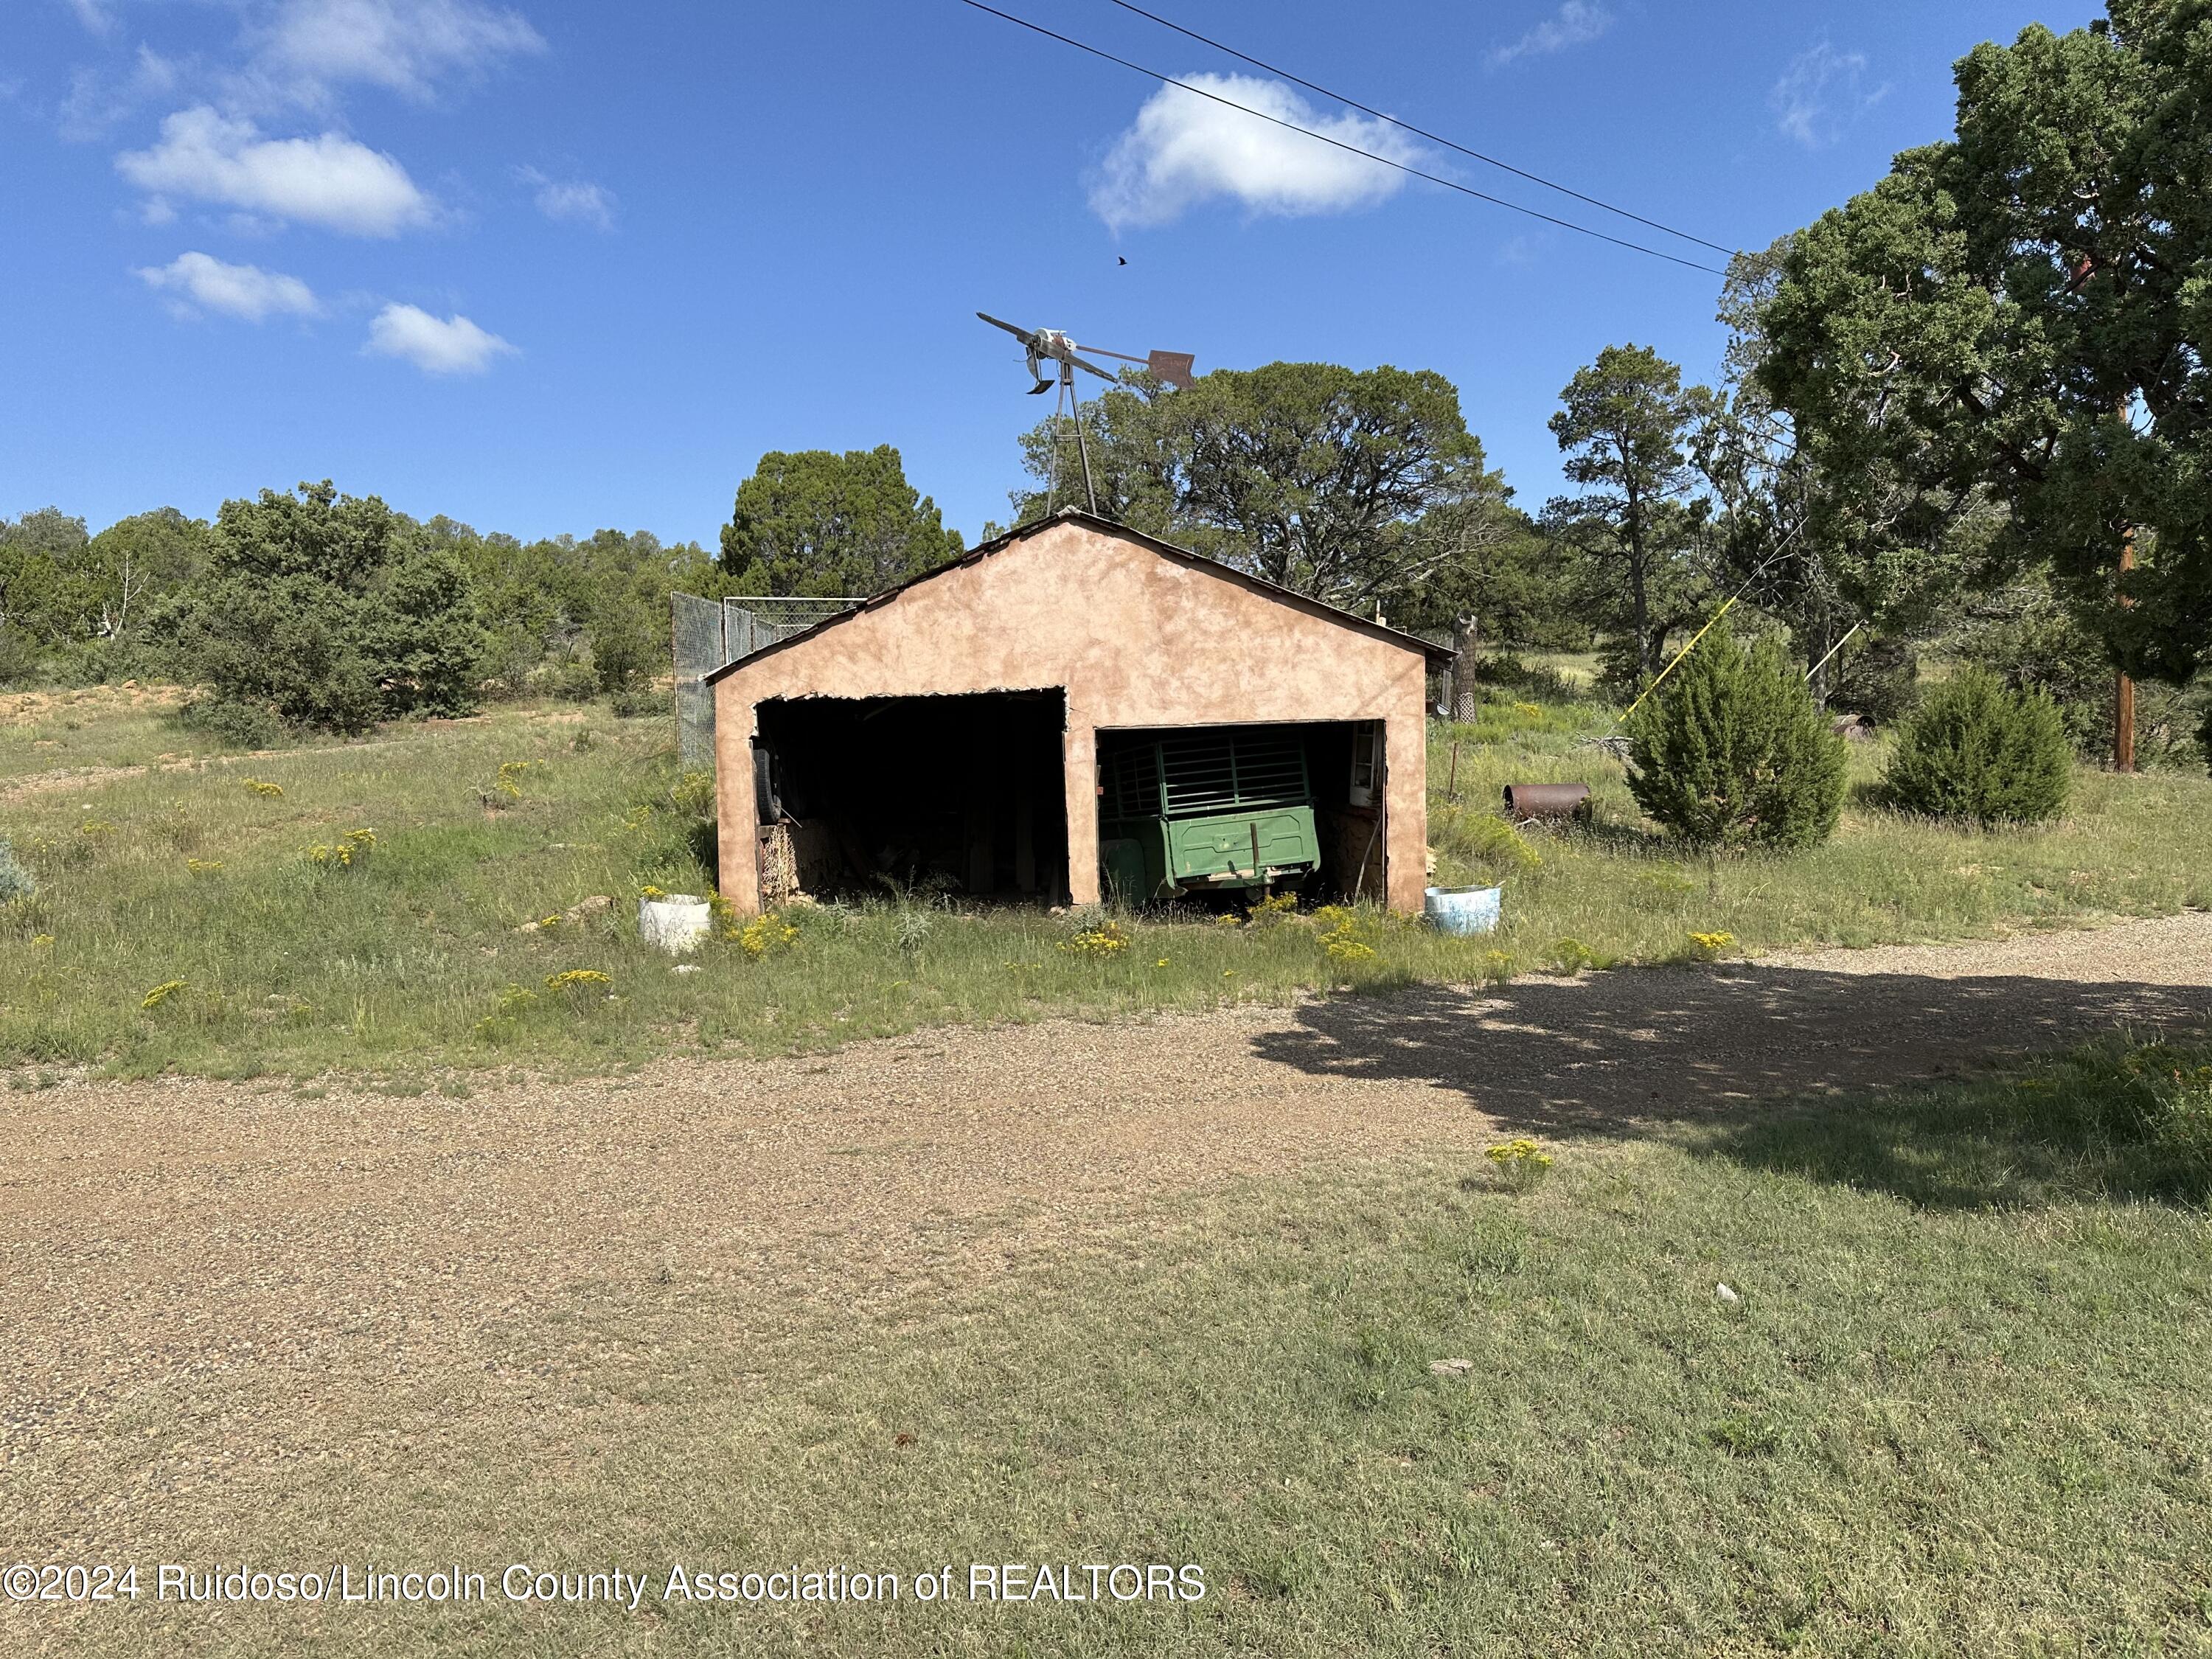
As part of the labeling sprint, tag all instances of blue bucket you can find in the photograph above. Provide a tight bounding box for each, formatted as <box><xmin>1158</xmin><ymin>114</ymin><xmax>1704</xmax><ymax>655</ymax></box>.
<box><xmin>1425</xmin><ymin>884</ymin><xmax>1503</xmax><ymax>936</ymax></box>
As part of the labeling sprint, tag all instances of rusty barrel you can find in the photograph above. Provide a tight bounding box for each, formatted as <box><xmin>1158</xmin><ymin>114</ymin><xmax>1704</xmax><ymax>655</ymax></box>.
<box><xmin>1502</xmin><ymin>782</ymin><xmax>1591</xmax><ymax>821</ymax></box>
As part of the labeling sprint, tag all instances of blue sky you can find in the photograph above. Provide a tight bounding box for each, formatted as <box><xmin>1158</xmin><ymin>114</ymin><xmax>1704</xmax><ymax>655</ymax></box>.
<box><xmin>1</xmin><ymin>0</ymin><xmax>2097</xmax><ymax>550</ymax></box>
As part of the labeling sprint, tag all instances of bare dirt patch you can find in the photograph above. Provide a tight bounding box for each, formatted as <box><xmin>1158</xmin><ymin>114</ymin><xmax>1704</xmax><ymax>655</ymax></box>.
<box><xmin>0</xmin><ymin>684</ymin><xmax>186</xmax><ymax>726</ymax></box>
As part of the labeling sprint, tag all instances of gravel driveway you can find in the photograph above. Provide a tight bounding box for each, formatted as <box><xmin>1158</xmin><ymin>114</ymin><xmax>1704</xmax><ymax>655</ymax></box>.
<box><xmin>5</xmin><ymin>911</ymin><xmax>2209</xmax><ymax>1557</ymax></box>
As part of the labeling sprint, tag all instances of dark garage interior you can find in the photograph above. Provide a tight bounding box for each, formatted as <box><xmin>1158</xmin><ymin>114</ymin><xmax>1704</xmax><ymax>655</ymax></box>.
<box><xmin>753</xmin><ymin>690</ymin><xmax>1070</xmax><ymax>902</ymax></box>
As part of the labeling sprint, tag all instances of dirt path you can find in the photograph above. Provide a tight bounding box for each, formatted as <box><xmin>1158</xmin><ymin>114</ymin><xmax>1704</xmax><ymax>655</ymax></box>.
<box><xmin>4</xmin><ymin>912</ymin><xmax>2210</xmax><ymax>1551</ymax></box>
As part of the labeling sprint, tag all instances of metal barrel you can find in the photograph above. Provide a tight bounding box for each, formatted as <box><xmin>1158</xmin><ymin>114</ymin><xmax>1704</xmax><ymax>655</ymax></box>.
<box><xmin>1502</xmin><ymin>782</ymin><xmax>1591</xmax><ymax>821</ymax></box>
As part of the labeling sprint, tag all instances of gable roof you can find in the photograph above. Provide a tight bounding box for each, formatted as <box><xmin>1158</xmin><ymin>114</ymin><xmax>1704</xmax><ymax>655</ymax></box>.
<box><xmin>703</xmin><ymin>509</ymin><xmax>1454</xmax><ymax>684</ymax></box>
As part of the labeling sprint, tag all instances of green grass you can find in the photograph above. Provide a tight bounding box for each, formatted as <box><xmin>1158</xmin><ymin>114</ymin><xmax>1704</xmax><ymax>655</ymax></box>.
<box><xmin>1428</xmin><ymin>687</ymin><xmax>2212</xmax><ymax>969</ymax></box>
<box><xmin>31</xmin><ymin>1041</ymin><xmax>2212</xmax><ymax>1656</ymax></box>
<box><xmin>3</xmin><ymin>686</ymin><xmax>2211</xmax><ymax>1079</ymax></box>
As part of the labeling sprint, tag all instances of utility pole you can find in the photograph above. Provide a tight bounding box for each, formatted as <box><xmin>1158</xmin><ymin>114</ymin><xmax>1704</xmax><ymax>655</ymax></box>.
<box><xmin>2115</xmin><ymin>523</ymin><xmax>2136</xmax><ymax>772</ymax></box>
<box><xmin>2115</xmin><ymin>389</ymin><xmax>2136</xmax><ymax>773</ymax></box>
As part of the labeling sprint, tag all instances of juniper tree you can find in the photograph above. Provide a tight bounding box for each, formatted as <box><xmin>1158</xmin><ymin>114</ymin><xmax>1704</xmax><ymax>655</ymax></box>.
<box><xmin>1882</xmin><ymin>668</ymin><xmax>2073</xmax><ymax>824</ymax></box>
<box><xmin>1626</xmin><ymin>628</ymin><xmax>1848</xmax><ymax>849</ymax></box>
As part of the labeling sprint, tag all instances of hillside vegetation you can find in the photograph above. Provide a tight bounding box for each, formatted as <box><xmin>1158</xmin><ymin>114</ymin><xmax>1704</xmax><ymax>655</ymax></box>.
<box><xmin>4</xmin><ymin>679</ymin><xmax>2210</xmax><ymax>1082</ymax></box>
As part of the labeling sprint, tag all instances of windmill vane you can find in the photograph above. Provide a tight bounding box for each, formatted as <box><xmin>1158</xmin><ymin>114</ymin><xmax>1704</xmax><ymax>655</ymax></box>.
<box><xmin>975</xmin><ymin>312</ymin><xmax>1196</xmax><ymax>514</ymax></box>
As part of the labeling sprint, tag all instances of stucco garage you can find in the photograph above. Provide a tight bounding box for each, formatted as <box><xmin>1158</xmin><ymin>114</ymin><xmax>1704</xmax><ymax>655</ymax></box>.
<box><xmin>708</xmin><ymin>511</ymin><xmax>1448</xmax><ymax>917</ymax></box>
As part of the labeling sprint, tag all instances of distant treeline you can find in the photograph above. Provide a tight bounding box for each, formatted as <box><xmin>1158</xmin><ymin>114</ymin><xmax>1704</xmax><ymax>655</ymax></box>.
<box><xmin>7</xmin><ymin>327</ymin><xmax>2207</xmax><ymax>768</ymax></box>
<box><xmin>0</xmin><ymin>444</ymin><xmax>968</xmax><ymax>744</ymax></box>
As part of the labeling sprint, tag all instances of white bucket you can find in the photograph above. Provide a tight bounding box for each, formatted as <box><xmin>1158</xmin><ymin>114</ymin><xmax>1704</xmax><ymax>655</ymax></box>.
<box><xmin>639</xmin><ymin>894</ymin><xmax>712</xmax><ymax>955</ymax></box>
<box><xmin>1425</xmin><ymin>884</ymin><xmax>1503</xmax><ymax>936</ymax></box>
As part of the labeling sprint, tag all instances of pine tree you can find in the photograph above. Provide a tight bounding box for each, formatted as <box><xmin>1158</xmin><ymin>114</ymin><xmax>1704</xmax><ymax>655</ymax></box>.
<box><xmin>1626</xmin><ymin>628</ymin><xmax>1847</xmax><ymax>849</ymax></box>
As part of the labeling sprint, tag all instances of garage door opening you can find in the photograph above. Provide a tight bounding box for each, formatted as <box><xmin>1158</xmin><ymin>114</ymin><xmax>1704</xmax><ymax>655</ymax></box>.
<box><xmin>1095</xmin><ymin>719</ymin><xmax>1385</xmax><ymax>907</ymax></box>
<box><xmin>752</xmin><ymin>690</ymin><xmax>1069</xmax><ymax>904</ymax></box>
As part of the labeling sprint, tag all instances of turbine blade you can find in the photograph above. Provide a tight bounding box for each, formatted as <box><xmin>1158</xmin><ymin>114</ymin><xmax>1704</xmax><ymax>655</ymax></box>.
<box><xmin>976</xmin><ymin>311</ymin><xmax>1036</xmax><ymax>344</ymax></box>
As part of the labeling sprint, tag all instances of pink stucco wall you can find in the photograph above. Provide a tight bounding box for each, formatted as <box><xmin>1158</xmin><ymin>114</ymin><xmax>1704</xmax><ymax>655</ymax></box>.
<box><xmin>712</xmin><ymin>518</ymin><xmax>1432</xmax><ymax>914</ymax></box>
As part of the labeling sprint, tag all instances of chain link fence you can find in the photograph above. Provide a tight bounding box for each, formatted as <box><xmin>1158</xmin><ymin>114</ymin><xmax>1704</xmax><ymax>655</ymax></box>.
<box><xmin>671</xmin><ymin>594</ymin><xmax>865</xmax><ymax>769</ymax></box>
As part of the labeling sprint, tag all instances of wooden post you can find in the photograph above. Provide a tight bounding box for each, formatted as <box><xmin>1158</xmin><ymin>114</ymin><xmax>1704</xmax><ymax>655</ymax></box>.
<box><xmin>2115</xmin><ymin>390</ymin><xmax>2137</xmax><ymax>775</ymax></box>
<box><xmin>2116</xmin><ymin>523</ymin><xmax>2136</xmax><ymax>773</ymax></box>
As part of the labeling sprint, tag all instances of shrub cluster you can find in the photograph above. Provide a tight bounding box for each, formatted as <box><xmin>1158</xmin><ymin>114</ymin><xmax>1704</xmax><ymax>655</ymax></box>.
<box><xmin>148</xmin><ymin>482</ymin><xmax>486</xmax><ymax>737</ymax></box>
<box><xmin>1882</xmin><ymin>668</ymin><xmax>2070</xmax><ymax>825</ymax></box>
<box><xmin>1625</xmin><ymin>630</ymin><xmax>1846</xmax><ymax>849</ymax></box>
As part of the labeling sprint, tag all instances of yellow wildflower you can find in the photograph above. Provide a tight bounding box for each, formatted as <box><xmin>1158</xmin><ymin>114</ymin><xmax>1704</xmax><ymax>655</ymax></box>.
<box><xmin>142</xmin><ymin>979</ymin><xmax>187</xmax><ymax>1009</ymax></box>
<box><xmin>308</xmin><ymin>829</ymin><xmax>377</xmax><ymax>870</ymax></box>
<box><xmin>1484</xmin><ymin>1137</ymin><xmax>1554</xmax><ymax>1192</ymax></box>
<box><xmin>1314</xmin><ymin>905</ymin><xmax>1379</xmax><ymax>966</ymax></box>
<box><xmin>735</xmin><ymin>915</ymin><xmax>800</xmax><ymax>960</ymax></box>
<box><xmin>1060</xmin><ymin>920</ymin><xmax>1130</xmax><ymax>957</ymax></box>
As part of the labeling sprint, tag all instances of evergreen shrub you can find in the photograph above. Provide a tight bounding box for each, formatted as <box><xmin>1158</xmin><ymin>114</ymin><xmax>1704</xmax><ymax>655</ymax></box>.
<box><xmin>1625</xmin><ymin>629</ymin><xmax>1846</xmax><ymax>849</ymax></box>
<box><xmin>178</xmin><ymin>696</ymin><xmax>287</xmax><ymax>751</ymax></box>
<box><xmin>1882</xmin><ymin>667</ymin><xmax>2071</xmax><ymax>825</ymax></box>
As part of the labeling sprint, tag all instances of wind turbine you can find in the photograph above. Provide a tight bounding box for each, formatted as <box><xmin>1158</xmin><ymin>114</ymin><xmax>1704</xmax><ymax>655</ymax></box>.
<box><xmin>976</xmin><ymin>312</ymin><xmax>1196</xmax><ymax>512</ymax></box>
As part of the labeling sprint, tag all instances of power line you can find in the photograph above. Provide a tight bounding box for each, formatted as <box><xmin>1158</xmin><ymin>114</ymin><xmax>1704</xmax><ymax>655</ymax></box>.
<box><xmin>955</xmin><ymin>0</ymin><xmax>1731</xmax><ymax>278</ymax></box>
<box><xmin>1101</xmin><ymin>0</ymin><xmax>1739</xmax><ymax>259</ymax></box>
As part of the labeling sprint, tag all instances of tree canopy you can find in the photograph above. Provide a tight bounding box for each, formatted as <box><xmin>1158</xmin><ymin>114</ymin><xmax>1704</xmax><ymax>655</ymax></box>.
<box><xmin>720</xmin><ymin>446</ymin><xmax>963</xmax><ymax>598</ymax></box>
<box><xmin>1012</xmin><ymin>361</ymin><xmax>1496</xmax><ymax>612</ymax></box>
<box><xmin>149</xmin><ymin>481</ymin><xmax>487</xmax><ymax>732</ymax></box>
<box><xmin>1545</xmin><ymin>344</ymin><xmax>1714</xmax><ymax>684</ymax></box>
<box><xmin>1756</xmin><ymin>0</ymin><xmax>2212</xmax><ymax>686</ymax></box>
<box><xmin>0</xmin><ymin>506</ymin><xmax>208</xmax><ymax>651</ymax></box>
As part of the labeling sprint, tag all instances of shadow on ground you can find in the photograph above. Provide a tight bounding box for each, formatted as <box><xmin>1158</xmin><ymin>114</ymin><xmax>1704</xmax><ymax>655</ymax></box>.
<box><xmin>1254</xmin><ymin>964</ymin><xmax>2212</xmax><ymax>1196</ymax></box>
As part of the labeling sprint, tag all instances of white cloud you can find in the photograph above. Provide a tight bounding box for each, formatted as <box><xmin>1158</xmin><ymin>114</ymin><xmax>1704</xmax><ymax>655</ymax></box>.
<box><xmin>1488</xmin><ymin>1</ymin><xmax>1613</xmax><ymax>68</ymax></box>
<box><xmin>64</xmin><ymin>0</ymin><xmax>117</xmax><ymax>35</ymax></box>
<box><xmin>364</xmin><ymin>302</ymin><xmax>515</xmax><ymax>374</ymax></box>
<box><xmin>517</xmin><ymin>165</ymin><xmax>613</xmax><ymax>230</ymax></box>
<box><xmin>60</xmin><ymin>44</ymin><xmax>181</xmax><ymax>141</ymax></box>
<box><xmin>136</xmin><ymin>250</ymin><xmax>320</xmax><ymax>321</ymax></box>
<box><xmin>116</xmin><ymin>105</ymin><xmax>435</xmax><ymax>235</ymax></box>
<box><xmin>242</xmin><ymin>0</ymin><xmax>545</xmax><ymax>108</ymax></box>
<box><xmin>1771</xmin><ymin>41</ymin><xmax>1887</xmax><ymax>148</ymax></box>
<box><xmin>1090</xmin><ymin>73</ymin><xmax>1417</xmax><ymax>232</ymax></box>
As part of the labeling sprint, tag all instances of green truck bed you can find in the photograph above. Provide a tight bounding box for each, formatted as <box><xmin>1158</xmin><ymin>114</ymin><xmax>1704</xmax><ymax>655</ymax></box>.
<box><xmin>1099</xmin><ymin>727</ymin><xmax>1321</xmax><ymax>900</ymax></box>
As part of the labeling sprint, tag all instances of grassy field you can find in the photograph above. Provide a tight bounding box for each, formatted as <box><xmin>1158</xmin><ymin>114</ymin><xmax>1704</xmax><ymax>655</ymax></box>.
<box><xmin>12</xmin><ymin>1039</ymin><xmax>2210</xmax><ymax>1656</ymax></box>
<box><xmin>1</xmin><ymin>683</ymin><xmax>2210</xmax><ymax>1079</ymax></box>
